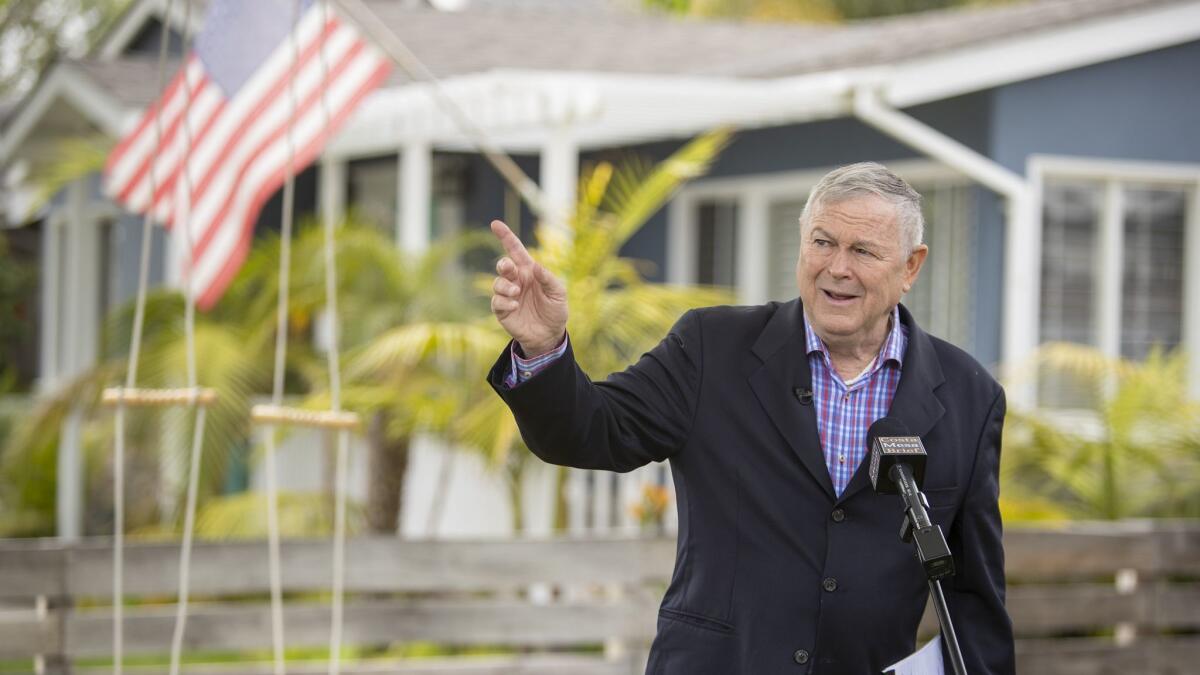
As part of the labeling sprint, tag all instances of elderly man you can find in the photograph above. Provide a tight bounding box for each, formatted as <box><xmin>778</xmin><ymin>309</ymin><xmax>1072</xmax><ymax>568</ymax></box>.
<box><xmin>487</xmin><ymin>162</ymin><xmax>1014</xmax><ymax>674</ymax></box>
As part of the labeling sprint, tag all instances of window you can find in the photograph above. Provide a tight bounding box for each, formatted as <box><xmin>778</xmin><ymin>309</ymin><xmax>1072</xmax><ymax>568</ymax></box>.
<box><xmin>1121</xmin><ymin>187</ymin><xmax>1185</xmax><ymax>360</ymax></box>
<box><xmin>767</xmin><ymin>199</ymin><xmax>804</xmax><ymax>301</ymax></box>
<box><xmin>1039</xmin><ymin>182</ymin><xmax>1102</xmax><ymax>407</ymax></box>
<box><xmin>1035</xmin><ymin>158</ymin><xmax>1197</xmax><ymax>408</ymax></box>
<box><xmin>346</xmin><ymin>154</ymin><xmax>398</xmax><ymax>234</ymax></box>
<box><xmin>695</xmin><ymin>199</ymin><xmax>738</xmax><ymax>287</ymax></box>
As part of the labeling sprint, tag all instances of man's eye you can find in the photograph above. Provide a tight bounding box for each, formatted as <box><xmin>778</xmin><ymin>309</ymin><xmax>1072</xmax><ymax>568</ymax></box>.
<box><xmin>813</xmin><ymin>239</ymin><xmax>831</xmax><ymax>247</ymax></box>
<box><xmin>855</xmin><ymin>247</ymin><xmax>875</xmax><ymax>258</ymax></box>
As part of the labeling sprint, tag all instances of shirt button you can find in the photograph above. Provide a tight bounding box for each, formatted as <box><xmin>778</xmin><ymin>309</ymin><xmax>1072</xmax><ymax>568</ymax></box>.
<box><xmin>822</xmin><ymin>577</ymin><xmax>838</xmax><ymax>592</ymax></box>
<box><xmin>831</xmin><ymin>509</ymin><xmax>845</xmax><ymax>523</ymax></box>
<box><xmin>520</xmin><ymin>370</ymin><xmax>533</xmax><ymax>380</ymax></box>
<box><xmin>837</xmin><ymin>454</ymin><xmax>846</xmax><ymax>464</ymax></box>
<box><xmin>793</xmin><ymin>649</ymin><xmax>810</xmax><ymax>665</ymax></box>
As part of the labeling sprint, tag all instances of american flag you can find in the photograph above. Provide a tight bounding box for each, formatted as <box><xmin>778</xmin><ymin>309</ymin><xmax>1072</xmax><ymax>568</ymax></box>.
<box><xmin>104</xmin><ymin>0</ymin><xmax>391</xmax><ymax>309</ymax></box>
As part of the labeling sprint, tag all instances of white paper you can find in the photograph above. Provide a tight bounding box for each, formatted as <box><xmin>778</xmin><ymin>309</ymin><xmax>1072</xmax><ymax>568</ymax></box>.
<box><xmin>883</xmin><ymin>635</ymin><xmax>944</xmax><ymax>675</ymax></box>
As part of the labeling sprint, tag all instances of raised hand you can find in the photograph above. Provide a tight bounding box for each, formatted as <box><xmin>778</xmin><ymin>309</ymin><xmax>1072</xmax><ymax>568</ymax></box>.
<box><xmin>489</xmin><ymin>219</ymin><xmax>568</xmax><ymax>357</ymax></box>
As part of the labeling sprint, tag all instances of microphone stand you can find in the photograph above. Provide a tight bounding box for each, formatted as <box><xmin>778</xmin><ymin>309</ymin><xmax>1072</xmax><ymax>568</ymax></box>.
<box><xmin>890</xmin><ymin>464</ymin><xmax>968</xmax><ymax>675</ymax></box>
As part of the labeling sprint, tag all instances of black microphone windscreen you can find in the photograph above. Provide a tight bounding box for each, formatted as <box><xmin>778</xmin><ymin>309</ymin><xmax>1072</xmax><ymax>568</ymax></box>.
<box><xmin>868</xmin><ymin>417</ymin><xmax>910</xmax><ymax>446</ymax></box>
<box><xmin>867</xmin><ymin>416</ymin><xmax>928</xmax><ymax>494</ymax></box>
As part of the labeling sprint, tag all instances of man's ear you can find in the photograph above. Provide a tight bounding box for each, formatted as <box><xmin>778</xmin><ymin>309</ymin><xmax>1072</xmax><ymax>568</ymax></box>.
<box><xmin>904</xmin><ymin>244</ymin><xmax>929</xmax><ymax>290</ymax></box>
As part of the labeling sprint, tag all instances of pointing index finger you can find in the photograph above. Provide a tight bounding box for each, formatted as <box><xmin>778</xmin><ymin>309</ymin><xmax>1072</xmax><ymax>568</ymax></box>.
<box><xmin>490</xmin><ymin>220</ymin><xmax>534</xmax><ymax>267</ymax></box>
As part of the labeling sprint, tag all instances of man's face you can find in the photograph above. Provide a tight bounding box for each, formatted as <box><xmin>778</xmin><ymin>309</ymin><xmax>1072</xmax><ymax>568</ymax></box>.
<box><xmin>795</xmin><ymin>195</ymin><xmax>927</xmax><ymax>346</ymax></box>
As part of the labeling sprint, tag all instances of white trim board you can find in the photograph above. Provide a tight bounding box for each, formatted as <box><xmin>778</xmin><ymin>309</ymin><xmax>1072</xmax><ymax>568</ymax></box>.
<box><xmin>1028</xmin><ymin>155</ymin><xmax>1200</xmax><ymax>184</ymax></box>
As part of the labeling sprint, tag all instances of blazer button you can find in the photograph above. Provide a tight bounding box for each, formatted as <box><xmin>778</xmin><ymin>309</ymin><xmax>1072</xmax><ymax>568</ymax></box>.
<box><xmin>831</xmin><ymin>508</ymin><xmax>845</xmax><ymax>523</ymax></box>
<box><xmin>793</xmin><ymin>649</ymin><xmax>810</xmax><ymax>665</ymax></box>
<box><xmin>822</xmin><ymin>577</ymin><xmax>838</xmax><ymax>592</ymax></box>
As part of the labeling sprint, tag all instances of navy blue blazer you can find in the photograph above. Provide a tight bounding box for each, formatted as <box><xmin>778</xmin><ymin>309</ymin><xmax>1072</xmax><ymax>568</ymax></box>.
<box><xmin>489</xmin><ymin>299</ymin><xmax>1014</xmax><ymax>675</ymax></box>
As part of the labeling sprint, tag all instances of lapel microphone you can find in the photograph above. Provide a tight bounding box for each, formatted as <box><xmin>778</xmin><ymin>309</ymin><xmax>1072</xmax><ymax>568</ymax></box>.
<box><xmin>793</xmin><ymin>387</ymin><xmax>813</xmax><ymax>405</ymax></box>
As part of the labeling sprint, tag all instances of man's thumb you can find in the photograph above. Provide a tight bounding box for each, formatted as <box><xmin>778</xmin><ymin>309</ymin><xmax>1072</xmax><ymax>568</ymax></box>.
<box><xmin>533</xmin><ymin>263</ymin><xmax>559</xmax><ymax>292</ymax></box>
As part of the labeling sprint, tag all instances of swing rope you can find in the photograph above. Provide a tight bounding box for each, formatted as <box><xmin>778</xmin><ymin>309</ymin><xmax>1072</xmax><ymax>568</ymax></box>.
<box><xmin>316</xmin><ymin>3</ymin><xmax>351</xmax><ymax>673</ymax></box>
<box><xmin>109</xmin><ymin>1</ymin><xmax>176</xmax><ymax>673</ymax></box>
<box><xmin>165</xmin><ymin>1</ymin><xmax>211</xmax><ymax>674</ymax></box>
<box><xmin>260</xmin><ymin>3</ymin><xmax>306</xmax><ymax>673</ymax></box>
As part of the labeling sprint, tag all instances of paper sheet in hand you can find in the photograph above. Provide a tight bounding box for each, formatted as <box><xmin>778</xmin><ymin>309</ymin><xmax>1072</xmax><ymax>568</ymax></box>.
<box><xmin>883</xmin><ymin>635</ymin><xmax>944</xmax><ymax>675</ymax></box>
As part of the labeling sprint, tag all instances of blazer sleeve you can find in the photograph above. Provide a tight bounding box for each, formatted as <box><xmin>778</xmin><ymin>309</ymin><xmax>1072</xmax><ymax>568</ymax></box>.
<box><xmin>486</xmin><ymin>310</ymin><xmax>703</xmax><ymax>473</ymax></box>
<box><xmin>943</xmin><ymin>388</ymin><xmax>1016</xmax><ymax>674</ymax></box>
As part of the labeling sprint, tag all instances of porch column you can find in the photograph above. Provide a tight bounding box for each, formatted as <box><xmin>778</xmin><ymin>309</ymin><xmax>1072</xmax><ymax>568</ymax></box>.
<box><xmin>319</xmin><ymin>155</ymin><xmax>347</xmax><ymax>229</ymax></box>
<box><xmin>57</xmin><ymin>179</ymin><xmax>98</xmax><ymax>540</ymax></box>
<box><xmin>738</xmin><ymin>189</ymin><xmax>770</xmax><ymax>305</ymax></box>
<box><xmin>540</xmin><ymin>127</ymin><xmax>578</xmax><ymax>234</ymax></box>
<box><xmin>38</xmin><ymin>214</ymin><xmax>62</xmax><ymax>393</ymax></box>
<box><xmin>398</xmin><ymin>139</ymin><xmax>432</xmax><ymax>254</ymax></box>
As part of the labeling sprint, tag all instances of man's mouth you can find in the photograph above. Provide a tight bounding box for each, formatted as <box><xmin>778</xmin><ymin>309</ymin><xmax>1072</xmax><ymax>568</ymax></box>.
<box><xmin>822</xmin><ymin>289</ymin><xmax>859</xmax><ymax>303</ymax></box>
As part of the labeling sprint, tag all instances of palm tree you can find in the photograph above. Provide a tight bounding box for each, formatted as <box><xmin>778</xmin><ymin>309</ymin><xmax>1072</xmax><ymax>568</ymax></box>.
<box><xmin>1002</xmin><ymin>343</ymin><xmax>1200</xmax><ymax>520</ymax></box>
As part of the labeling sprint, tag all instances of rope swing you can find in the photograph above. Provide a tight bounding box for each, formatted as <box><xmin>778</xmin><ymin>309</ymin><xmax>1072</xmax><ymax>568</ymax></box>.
<box><xmin>98</xmin><ymin>1</ymin><xmax>550</xmax><ymax>673</ymax></box>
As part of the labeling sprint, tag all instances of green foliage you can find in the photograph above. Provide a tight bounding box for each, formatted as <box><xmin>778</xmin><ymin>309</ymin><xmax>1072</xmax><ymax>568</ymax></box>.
<box><xmin>1002</xmin><ymin>343</ymin><xmax>1200</xmax><ymax>521</ymax></box>
<box><xmin>190</xmin><ymin>490</ymin><xmax>365</xmax><ymax>540</ymax></box>
<box><xmin>644</xmin><ymin>0</ymin><xmax>692</xmax><ymax>13</ymax></box>
<box><xmin>0</xmin><ymin>0</ymin><xmax>132</xmax><ymax>97</ymax></box>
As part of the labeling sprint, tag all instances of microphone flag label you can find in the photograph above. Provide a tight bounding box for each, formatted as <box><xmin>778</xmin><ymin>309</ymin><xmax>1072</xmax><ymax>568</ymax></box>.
<box><xmin>878</xmin><ymin>437</ymin><xmax>925</xmax><ymax>454</ymax></box>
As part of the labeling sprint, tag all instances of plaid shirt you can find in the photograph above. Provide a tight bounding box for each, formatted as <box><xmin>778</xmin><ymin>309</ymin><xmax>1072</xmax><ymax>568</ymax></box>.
<box><xmin>505</xmin><ymin>334</ymin><xmax>570</xmax><ymax>388</ymax></box>
<box><xmin>804</xmin><ymin>306</ymin><xmax>907</xmax><ymax>497</ymax></box>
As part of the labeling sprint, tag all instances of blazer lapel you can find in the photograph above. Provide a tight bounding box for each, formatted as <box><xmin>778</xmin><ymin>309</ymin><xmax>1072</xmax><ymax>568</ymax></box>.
<box><xmin>838</xmin><ymin>304</ymin><xmax>946</xmax><ymax>504</ymax></box>
<box><xmin>748</xmin><ymin>299</ymin><xmax>837</xmax><ymax>502</ymax></box>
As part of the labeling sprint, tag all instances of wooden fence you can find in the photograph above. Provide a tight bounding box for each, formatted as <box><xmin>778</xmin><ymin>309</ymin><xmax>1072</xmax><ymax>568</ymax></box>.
<box><xmin>0</xmin><ymin>521</ymin><xmax>1197</xmax><ymax>674</ymax></box>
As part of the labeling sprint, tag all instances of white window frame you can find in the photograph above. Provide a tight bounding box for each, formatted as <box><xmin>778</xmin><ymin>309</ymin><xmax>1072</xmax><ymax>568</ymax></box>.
<box><xmin>668</xmin><ymin>160</ymin><xmax>969</xmax><ymax>304</ymax></box>
<box><xmin>1028</xmin><ymin>155</ymin><xmax>1200</xmax><ymax>400</ymax></box>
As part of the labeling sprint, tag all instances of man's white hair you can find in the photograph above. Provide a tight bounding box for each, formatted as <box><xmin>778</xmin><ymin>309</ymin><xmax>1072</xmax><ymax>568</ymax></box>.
<box><xmin>799</xmin><ymin>162</ymin><xmax>924</xmax><ymax>253</ymax></box>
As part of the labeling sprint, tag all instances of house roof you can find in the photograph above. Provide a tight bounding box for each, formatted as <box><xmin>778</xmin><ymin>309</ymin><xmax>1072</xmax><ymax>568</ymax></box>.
<box><xmin>361</xmin><ymin>0</ymin><xmax>1191</xmax><ymax>84</ymax></box>
<box><xmin>67</xmin><ymin>0</ymin><xmax>1199</xmax><ymax>104</ymax></box>
<box><xmin>4</xmin><ymin>0</ymin><xmax>1200</xmax><ymax>162</ymax></box>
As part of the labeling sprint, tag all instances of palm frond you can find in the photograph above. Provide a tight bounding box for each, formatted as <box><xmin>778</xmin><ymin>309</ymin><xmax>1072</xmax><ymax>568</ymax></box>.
<box><xmin>605</xmin><ymin>127</ymin><xmax>732</xmax><ymax>248</ymax></box>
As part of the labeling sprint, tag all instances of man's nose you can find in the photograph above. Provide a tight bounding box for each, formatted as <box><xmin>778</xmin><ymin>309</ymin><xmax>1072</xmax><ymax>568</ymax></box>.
<box><xmin>827</xmin><ymin>247</ymin><xmax>853</xmax><ymax>278</ymax></box>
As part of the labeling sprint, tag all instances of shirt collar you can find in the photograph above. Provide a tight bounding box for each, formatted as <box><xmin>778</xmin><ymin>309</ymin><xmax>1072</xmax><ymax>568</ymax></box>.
<box><xmin>803</xmin><ymin>305</ymin><xmax>906</xmax><ymax>369</ymax></box>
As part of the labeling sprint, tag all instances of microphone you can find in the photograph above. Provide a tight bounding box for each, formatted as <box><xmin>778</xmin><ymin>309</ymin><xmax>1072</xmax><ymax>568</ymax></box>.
<box><xmin>867</xmin><ymin>417</ymin><xmax>953</xmax><ymax>580</ymax></box>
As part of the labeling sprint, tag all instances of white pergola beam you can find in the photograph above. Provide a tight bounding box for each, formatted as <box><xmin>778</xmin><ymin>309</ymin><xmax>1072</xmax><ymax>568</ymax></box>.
<box><xmin>851</xmin><ymin>87</ymin><xmax>1037</xmax><ymax>405</ymax></box>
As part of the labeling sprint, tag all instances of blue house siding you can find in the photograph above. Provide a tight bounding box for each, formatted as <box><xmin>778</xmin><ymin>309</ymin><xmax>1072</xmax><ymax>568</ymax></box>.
<box><xmin>990</xmin><ymin>40</ymin><xmax>1200</xmax><ymax>173</ymax></box>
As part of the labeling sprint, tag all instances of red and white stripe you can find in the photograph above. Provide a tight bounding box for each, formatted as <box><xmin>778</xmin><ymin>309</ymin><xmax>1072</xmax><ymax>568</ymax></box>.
<box><xmin>104</xmin><ymin>8</ymin><xmax>391</xmax><ymax>309</ymax></box>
